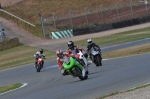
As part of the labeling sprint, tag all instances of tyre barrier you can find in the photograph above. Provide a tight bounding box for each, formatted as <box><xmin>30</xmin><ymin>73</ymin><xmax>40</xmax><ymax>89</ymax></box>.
<box><xmin>132</xmin><ymin>18</ymin><xmax>139</xmax><ymax>25</ymax></box>
<box><xmin>73</xmin><ymin>27</ymin><xmax>89</xmax><ymax>36</ymax></box>
<box><xmin>73</xmin><ymin>24</ymin><xmax>113</xmax><ymax>36</ymax></box>
<box><xmin>124</xmin><ymin>20</ymin><xmax>132</xmax><ymax>27</ymax></box>
<box><xmin>73</xmin><ymin>15</ymin><xmax>150</xmax><ymax>36</ymax></box>
<box><xmin>143</xmin><ymin>16</ymin><xmax>150</xmax><ymax>22</ymax></box>
<box><xmin>138</xmin><ymin>17</ymin><xmax>145</xmax><ymax>24</ymax></box>
<box><xmin>112</xmin><ymin>22</ymin><xmax>118</xmax><ymax>29</ymax></box>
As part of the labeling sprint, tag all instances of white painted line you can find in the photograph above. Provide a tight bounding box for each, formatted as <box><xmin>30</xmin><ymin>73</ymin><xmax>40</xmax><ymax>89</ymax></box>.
<box><xmin>45</xmin><ymin>65</ymin><xmax>58</xmax><ymax>69</ymax></box>
<box><xmin>0</xmin><ymin>83</ymin><xmax>28</xmax><ymax>96</ymax></box>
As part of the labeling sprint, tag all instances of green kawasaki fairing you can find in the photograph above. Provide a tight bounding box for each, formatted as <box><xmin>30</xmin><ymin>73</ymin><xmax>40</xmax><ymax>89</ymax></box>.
<box><xmin>63</xmin><ymin>57</ymin><xmax>83</xmax><ymax>76</ymax></box>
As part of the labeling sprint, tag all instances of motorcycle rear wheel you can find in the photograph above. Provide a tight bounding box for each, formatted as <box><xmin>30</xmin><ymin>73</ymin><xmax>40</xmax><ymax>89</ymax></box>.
<box><xmin>95</xmin><ymin>55</ymin><xmax>102</xmax><ymax>66</ymax></box>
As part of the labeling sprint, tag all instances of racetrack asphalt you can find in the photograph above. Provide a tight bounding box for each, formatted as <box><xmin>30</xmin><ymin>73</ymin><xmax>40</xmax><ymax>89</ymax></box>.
<box><xmin>1</xmin><ymin>40</ymin><xmax>150</xmax><ymax>99</ymax></box>
<box><xmin>1</xmin><ymin>17</ymin><xmax>150</xmax><ymax>99</ymax></box>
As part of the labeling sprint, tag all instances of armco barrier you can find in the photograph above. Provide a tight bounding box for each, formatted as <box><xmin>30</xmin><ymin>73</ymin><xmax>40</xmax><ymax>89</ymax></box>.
<box><xmin>51</xmin><ymin>29</ymin><xmax>73</xmax><ymax>39</ymax></box>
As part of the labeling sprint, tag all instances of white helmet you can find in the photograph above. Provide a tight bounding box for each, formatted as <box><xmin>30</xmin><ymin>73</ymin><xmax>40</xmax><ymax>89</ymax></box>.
<box><xmin>87</xmin><ymin>39</ymin><xmax>92</xmax><ymax>44</ymax></box>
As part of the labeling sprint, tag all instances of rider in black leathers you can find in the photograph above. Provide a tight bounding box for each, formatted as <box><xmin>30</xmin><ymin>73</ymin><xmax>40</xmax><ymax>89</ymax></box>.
<box><xmin>86</xmin><ymin>39</ymin><xmax>101</xmax><ymax>53</ymax></box>
<box><xmin>86</xmin><ymin>39</ymin><xmax>101</xmax><ymax>62</ymax></box>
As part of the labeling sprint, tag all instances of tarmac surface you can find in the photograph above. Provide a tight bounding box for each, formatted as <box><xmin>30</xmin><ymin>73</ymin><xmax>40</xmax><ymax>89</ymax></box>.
<box><xmin>1</xmin><ymin>16</ymin><xmax>150</xmax><ymax>99</ymax></box>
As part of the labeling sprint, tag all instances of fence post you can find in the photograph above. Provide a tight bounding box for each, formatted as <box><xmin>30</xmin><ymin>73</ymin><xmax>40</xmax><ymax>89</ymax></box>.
<box><xmin>53</xmin><ymin>13</ymin><xmax>57</xmax><ymax>31</ymax></box>
<box><xmin>145</xmin><ymin>0</ymin><xmax>148</xmax><ymax>15</ymax></box>
<box><xmin>84</xmin><ymin>7</ymin><xmax>89</xmax><ymax>25</ymax></box>
<box><xmin>100</xmin><ymin>4</ymin><xmax>104</xmax><ymax>23</ymax></box>
<box><xmin>130</xmin><ymin>0</ymin><xmax>134</xmax><ymax>18</ymax></box>
<box><xmin>116</xmin><ymin>2</ymin><xmax>120</xmax><ymax>21</ymax></box>
<box><xmin>40</xmin><ymin>14</ymin><xmax>46</xmax><ymax>38</ymax></box>
<box><xmin>69</xmin><ymin>10</ymin><xmax>73</xmax><ymax>28</ymax></box>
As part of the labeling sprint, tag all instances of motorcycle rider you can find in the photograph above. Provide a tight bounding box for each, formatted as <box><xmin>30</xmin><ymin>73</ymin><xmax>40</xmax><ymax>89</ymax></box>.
<box><xmin>56</xmin><ymin>49</ymin><xmax>72</xmax><ymax>76</ymax></box>
<box><xmin>34</xmin><ymin>49</ymin><xmax>46</xmax><ymax>68</ymax></box>
<box><xmin>86</xmin><ymin>38</ymin><xmax>101</xmax><ymax>63</ymax></box>
<box><xmin>67</xmin><ymin>40</ymin><xmax>88</xmax><ymax>58</ymax></box>
<box><xmin>67</xmin><ymin>41</ymin><xmax>90</xmax><ymax>73</ymax></box>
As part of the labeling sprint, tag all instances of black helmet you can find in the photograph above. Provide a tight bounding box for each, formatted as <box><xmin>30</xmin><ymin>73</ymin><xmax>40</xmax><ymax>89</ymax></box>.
<box><xmin>67</xmin><ymin>41</ymin><xmax>74</xmax><ymax>49</ymax></box>
<box><xmin>39</xmin><ymin>49</ymin><xmax>43</xmax><ymax>54</ymax></box>
<box><xmin>87</xmin><ymin>39</ymin><xmax>92</xmax><ymax>44</ymax></box>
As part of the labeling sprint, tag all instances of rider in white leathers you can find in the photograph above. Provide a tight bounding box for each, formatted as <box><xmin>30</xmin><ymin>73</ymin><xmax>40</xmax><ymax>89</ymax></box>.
<box><xmin>34</xmin><ymin>49</ymin><xmax>45</xmax><ymax>67</ymax></box>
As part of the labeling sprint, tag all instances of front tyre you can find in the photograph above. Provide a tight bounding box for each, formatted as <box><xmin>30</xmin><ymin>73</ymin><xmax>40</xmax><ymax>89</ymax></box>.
<box><xmin>37</xmin><ymin>64</ymin><xmax>41</xmax><ymax>72</ymax></box>
<box><xmin>72</xmin><ymin>67</ymin><xmax>84</xmax><ymax>80</ymax></box>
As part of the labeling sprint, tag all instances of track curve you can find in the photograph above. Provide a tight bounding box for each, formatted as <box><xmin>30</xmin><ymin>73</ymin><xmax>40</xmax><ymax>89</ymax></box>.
<box><xmin>0</xmin><ymin>39</ymin><xmax>150</xmax><ymax>99</ymax></box>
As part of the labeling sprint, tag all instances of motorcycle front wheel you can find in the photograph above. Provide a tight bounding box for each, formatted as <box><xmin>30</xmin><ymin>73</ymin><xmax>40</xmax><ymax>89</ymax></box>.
<box><xmin>72</xmin><ymin>67</ymin><xmax>84</xmax><ymax>80</ymax></box>
<box><xmin>37</xmin><ymin>64</ymin><xmax>41</xmax><ymax>72</ymax></box>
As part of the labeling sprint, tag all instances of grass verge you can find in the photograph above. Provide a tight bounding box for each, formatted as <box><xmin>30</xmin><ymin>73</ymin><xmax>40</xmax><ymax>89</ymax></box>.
<box><xmin>0</xmin><ymin>44</ymin><xmax>56</xmax><ymax>70</ymax></box>
<box><xmin>75</xmin><ymin>27</ymin><xmax>150</xmax><ymax>47</ymax></box>
<box><xmin>0</xmin><ymin>83</ymin><xmax>22</xmax><ymax>94</ymax></box>
<box><xmin>102</xmin><ymin>43</ymin><xmax>150</xmax><ymax>59</ymax></box>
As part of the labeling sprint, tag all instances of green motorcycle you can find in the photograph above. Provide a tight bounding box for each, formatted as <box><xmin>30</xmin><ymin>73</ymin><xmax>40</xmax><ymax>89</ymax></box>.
<box><xmin>63</xmin><ymin>56</ymin><xmax>88</xmax><ymax>80</ymax></box>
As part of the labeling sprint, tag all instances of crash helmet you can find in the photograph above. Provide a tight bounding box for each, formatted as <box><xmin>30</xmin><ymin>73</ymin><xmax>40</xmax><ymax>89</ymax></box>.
<box><xmin>87</xmin><ymin>39</ymin><xmax>92</xmax><ymax>44</ymax></box>
<box><xmin>39</xmin><ymin>49</ymin><xmax>44</xmax><ymax>54</ymax></box>
<box><xmin>56</xmin><ymin>49</ymin><xmax>63</xmax><ymax>58</ymax></box>
<box><xmin>67</xmin><ymin>41</ymin><xmax>74</xmax><ymax>49</ymax></box>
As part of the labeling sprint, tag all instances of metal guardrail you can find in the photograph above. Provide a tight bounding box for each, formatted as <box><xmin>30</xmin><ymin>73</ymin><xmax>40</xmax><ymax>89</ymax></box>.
<box><xmin>0</xmin><ymin>9</ymin><xmax>35</xmax><ymax>27</ymax></box>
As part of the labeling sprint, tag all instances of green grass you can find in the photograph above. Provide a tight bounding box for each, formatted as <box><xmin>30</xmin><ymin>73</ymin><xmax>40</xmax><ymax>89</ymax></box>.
<box><xmin>102</xmin><ymin>43</ymin><xmax>150</xmax><ymax>58</ymax></box>
<box><xmin>0</xmin><ymin>45</ymin><xmax>56</xmax><ymax>70</ymax></box>
<box><xmin>75</xmin><ymin>27</ymin><xmax>150</xmax><ymax>47</ymax></box>
<box><xmin>0</xmin><ymin>83</ymin><xmax>22</xmax><ymax>94</ymax></box>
